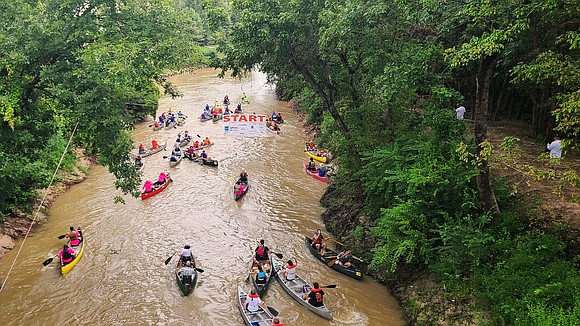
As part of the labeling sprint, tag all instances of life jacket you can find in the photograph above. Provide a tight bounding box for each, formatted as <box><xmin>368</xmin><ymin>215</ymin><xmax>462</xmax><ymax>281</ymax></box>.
<box><xmin>256</xmin><ymin>245</ymin><xmax>265</xmax><ymax>256</ymax></box>
<box><xmin>61</xmin><ymin>249</ymin><xmax>74</xmax><ymax>263</ymax></box>
<box><xmin>248</xmin><ymin>293</ymin><xmax>259</xmax><ymax>299</ymax></box>
<box><xmin>313</xmin><ymin>234</ymin><xmax>323</xmax><ymax>244</ymax></box>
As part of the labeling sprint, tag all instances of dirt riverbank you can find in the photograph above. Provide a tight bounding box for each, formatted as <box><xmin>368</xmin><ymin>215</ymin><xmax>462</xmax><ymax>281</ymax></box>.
<box><xmin>0</xmin><ymin>150</ymin><xmax>95</xmax><ymax>258</ymax></box>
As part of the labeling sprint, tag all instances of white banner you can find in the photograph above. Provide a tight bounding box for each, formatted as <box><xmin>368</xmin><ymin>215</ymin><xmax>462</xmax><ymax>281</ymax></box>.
<box><xmin>223</xmin><ymin>114</ymin><xmax>268</xmax><ymax>137</ymax></box>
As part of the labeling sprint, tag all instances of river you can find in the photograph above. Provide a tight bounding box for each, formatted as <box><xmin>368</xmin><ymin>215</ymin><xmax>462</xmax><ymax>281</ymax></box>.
<box><xmin>0</xmin><ymin>69</ymin><xmax>403</xmax><ymax>326</ymax></box>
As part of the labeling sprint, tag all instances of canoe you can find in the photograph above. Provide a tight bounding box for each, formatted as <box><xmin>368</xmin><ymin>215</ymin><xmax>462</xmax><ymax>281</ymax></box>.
<box><xmin>306</xmin><ymin>151</ymin><xmax>327</xmax><ymax>163</ymax></box>
<box><xmin>267</xmin><ymin>125</ymin><xmax>280</xmax><ymax>134</ymax></box>
<box><xmin>169</xmin><ymin>151</ymin><xmax>183</xmax><ymax>167</ymax></box>
<box><xmin>175</xmin><ymin>259</ymin><xmax>198</xmax><ymax>296</ymax></box>
<box><xmin>303</xmin><ymin>162</ymin><xmax>328</xmax><ymax>183</ymax></box>
<box><xmin>178</xmin><ymin>137</ymin><xmax>191</xmax><ymax>148</ymax></box>
<box><xmin>272</xmin><ymin>257</ymin><xmax>332</xmax><ymax>320</ymax></box>
<box><xmin>184</xmin><ymin>152</ymin><xmax>219</xmax><ymax>166</ymax></box>
<box><xmin>234</xmin><ymin>179</ymin><xmax>249</xmax><ymax>201</ymax></box>
<box><xmin>304</xmin><ymin>236</ymin><xmax>363</xmax><ymax>280</ymax></box>
<box><xmin>249</xmin><ymin>258</ymin><xmax>274</xmax><ymax>296</ymax></box>
<box><xmin>165</xmin><ymin>121</ymin><xmax>177</xmax><ymax>129</ymax></box>
<box><xmin>141</xmin><ymin>177</ymin><xmax>172</xmax><ymax>200</ymax></box>
<box><xmin>236</xmin><ymin>286</ymin><xmax>274</xmax><ymax>326</ymax></box>
<box><xmin>191</xmin><ymin>142</ymin><xmax>213</xmax><ymax>151</ymax></box>
<box><xmin>61</xmin><ymin>228</ymin><xmax>85</xmax><ymax>275</ymax></box>
<box><xmin>136</xmin><ymin>142</ymin><xmax>167</xmax><ymax>158</ymax></box>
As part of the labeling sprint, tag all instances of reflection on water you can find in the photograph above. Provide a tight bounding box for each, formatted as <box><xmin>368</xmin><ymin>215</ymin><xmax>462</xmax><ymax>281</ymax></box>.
<box><xmin>0</xmin><ymin>69</ymin><xmax>403</xmax><ymax>326</ymax></box>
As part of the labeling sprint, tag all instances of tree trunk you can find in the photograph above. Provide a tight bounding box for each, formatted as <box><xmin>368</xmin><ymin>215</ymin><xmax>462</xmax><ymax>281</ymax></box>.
<box><xmin>290</xmin><ymin>57</ymin><xmax>349</xmax><ymax>135</ymax></box>
<box><xmin>474</xmin><ymin>55</ymin><xmax>500</xmax><ymax>218</ymax></box>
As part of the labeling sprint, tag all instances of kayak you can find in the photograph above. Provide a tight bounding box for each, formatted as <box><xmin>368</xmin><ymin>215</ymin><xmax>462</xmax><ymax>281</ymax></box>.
<box><xmin>249</xmin><ymin>258</ymin><xmax>274</xmax><ymax>296</ymax></box>
<box><xmin>199</xmin><ymin>115</ymin><xmax>212</xmax><ymax>122</ymax></box>
<box><xmin>153</xmin><ymin>124</ymin><xmax>163</xmax><ymax>131</ymax></box>
<box><xmin>272</xmin><ymin>257</ymin><xmax>332</xmax><ymax>320</ymax></box>
<box><xmin>177</xmin><ymin>117</ymin><xmax>186</xmax><ymax>126</ymax></box>
<box><xmin>212</xmin><ymin>114</ymin><xmax>223</xmax><ymax>122</ymax></box>
<box><xmin>141</xmin><ymin>177</ymin><xmax>172</xmax><ymax>200</ymax></box>
<box><xmin>136</xmin><ymin>142</ymin><xmax>167</xmax><ymax>158</ymax></box>
<box><xmin>306</xmin><ymin>151</ymin><xmax>327</xmax><ymax>163</ymax></box>
<box><xmin>169</xmin><ymin>151</ymin><xmax>183</xmax><ymax>167</ymax></box>
<box><xmin>175</xmin><ymin>258</ymin><xmax>198</xmax><ymax>296</ymax></box>
<box><xmin>236</xmin><ymin>286</ymin><xmax>274</xmax><ymax>326</ymax></box>
<box><xmin>136</xmin><ymin>162</ymin><xmax>144</xmax><ymax>172</ymax></box>
<box><xmin>303</xmin><ymin>162</ymin><xmax>328</xmax><ymax>183</ymax></box>
<box><xmin>184</xmin><ymin>152</ymin><xmax>219</xmax><ymax>167</ymax></box>
<box><xmin>234</xmin><ymin>179</ymin><xmax>249</xmax><ymax>201</ymax></box>
<box><xmin>61</xmin><ymin>228</ymin><xmax>85</xmax><ymax>275</ymax></box>
<box><xmin>304</xmin><ymin>236</ymin><xmax>363</xmax><ymax>280</ymax></box>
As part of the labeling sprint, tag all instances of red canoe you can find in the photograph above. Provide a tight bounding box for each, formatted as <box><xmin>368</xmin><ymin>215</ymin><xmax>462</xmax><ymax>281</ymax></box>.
<box><xmin>303</xmin><ymin>162</ymin><xmax>328</xmax><ymax>183</ymax></box>
<box><xmin>141</xmin><ymin>177</ymin><xmax>172</xmax><ymax>200</ymax></box>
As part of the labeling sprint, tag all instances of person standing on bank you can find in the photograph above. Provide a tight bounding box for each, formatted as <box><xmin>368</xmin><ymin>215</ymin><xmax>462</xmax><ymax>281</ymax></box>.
<box><xmin>547</xmin><ymin>135</ymin><xmax>562</xmax><ymax>159</ymax></box>
<box><xmin>455</xmin><ymin>105</ymin><xmax>466</xmax><ymax>120</ymax></box>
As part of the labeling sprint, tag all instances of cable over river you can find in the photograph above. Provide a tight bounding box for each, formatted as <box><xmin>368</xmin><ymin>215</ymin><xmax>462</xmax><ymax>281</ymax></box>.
<box><xmin>0</xmin><ymin>69</ymin><xmax>404</xmax><ymax>325</ymax></box>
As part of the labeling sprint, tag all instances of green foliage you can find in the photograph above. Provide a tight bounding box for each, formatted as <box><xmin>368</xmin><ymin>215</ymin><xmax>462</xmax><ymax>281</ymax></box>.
<box><xmin>474</xmin><ymin>234</ymin><xmax>580</xmax><ymax>324</ymax></box>
<box><xmin>0</xmin><ymin>0</ymin><xmax>204</xmax><ymax>215</ymax></box>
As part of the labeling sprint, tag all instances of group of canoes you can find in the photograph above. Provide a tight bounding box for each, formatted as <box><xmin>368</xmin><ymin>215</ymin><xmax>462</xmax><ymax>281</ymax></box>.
<box><xmin>152</xmin><ymin>110</ymin><xmax>187</xmax><ymax>130</ymax></box>
<box><xmin>235</xmin><ymin>231</ymin><xmax>364</xmax><ymax>324</ymax></box>
<box><xmin>303</xmin><ymin>141</ymin><xmax>332</xmax><ymax>183</ymax></box>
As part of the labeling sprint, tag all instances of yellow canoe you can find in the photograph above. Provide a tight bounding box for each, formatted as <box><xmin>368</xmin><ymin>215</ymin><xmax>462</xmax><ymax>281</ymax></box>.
<box><xmin>306</xmin><ymin>151</ymin><xmax>327</xmax><ymax>163</ymax></box>
<box><xmin>61</xmin><ymin>239</ymin><xmax>85</xmax><ymax>275</ymax></box>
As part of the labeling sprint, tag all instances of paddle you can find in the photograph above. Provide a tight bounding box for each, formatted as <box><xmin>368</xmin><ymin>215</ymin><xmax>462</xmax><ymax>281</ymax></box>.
<box><xmin>328</xmin><ymin>238</ymin><xmax>345</xmax><ymax>247</ymax></box>
<box><xmin>321</xmin><ymin>284</ymin><xmax>338</xmax><ymax>288</ymax></box>
<box><xmin>327</xmin><ymin>259</ymin><xmax>339</xmax><ymax>267</ymax></box>
<box><xmin>42</xmin><ymin>254</ymin><xmax>58</xmax><ymax>266</ymax></box>
<box><xmin>266</xmin><ymin>306</ymin><xmax>279</xmax><ymax>317</ymax></box>
<box><xmin>194</xmin><ymin>267</ymin><xmax>204</xmax><ymax>273</ymax></box>
<box><xmin>164</xmin><ymin>251</ymin><xmax>178</xmax><ymax>265</ymax></box>
<box><xmin>57</xmin><ymin>234</ymin><xmax>67</xmax><ymax>239</ymax></box>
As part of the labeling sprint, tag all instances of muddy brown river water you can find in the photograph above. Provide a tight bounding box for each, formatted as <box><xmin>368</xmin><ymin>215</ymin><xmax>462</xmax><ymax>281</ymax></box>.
<box><xmin>0</xmin><ymin>69</ymin><xmax>404</xmax><ymax>326</ymax></box>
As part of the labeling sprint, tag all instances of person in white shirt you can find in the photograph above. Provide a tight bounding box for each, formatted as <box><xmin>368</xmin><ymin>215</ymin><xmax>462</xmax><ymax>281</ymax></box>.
<box><xmin>455</xmin><ymin>105</ymin><xmax>466</xmax><ymax>120</ymax></box>
<box><xmin>245</xmin><ymin>290</ymin><xmax>262</xmax><ymax>312</ymax></box>
<box><xmin>282</xmin><ymin>257</ymin><xmax>297</xmax><ymax>281</ymax></box>
<box><xmin>180</xmin><ymin>245</ymin><xmax>193</xmax><ymax>264</ymax></box>
<box><xmin>547</xmin><ymin>136</ymin><xmax>562</xmax><ymax>158</ymax></box>
<box><xmin>180</xmin><ymin>261</ymin><xmax>194</xmax><ymax>284</ymax></box>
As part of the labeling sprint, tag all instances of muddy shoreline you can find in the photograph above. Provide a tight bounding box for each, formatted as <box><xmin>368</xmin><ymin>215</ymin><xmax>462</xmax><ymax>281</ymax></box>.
<box><xmin>0</xmin><ymin>151</ymin><xmax>95</xmax><ymax>258</ymax></box>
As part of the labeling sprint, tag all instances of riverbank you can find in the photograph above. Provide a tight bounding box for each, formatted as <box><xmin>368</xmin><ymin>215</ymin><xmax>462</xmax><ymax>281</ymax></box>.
<box><xmin>0</xmin><ymin>149</ymin><xmax>95</xmax><ymax>258</ymax></box>
<box><xmin>311</xmin><ymin>119</ymin><xmax>579</xmax><ymax>325</ymax></box>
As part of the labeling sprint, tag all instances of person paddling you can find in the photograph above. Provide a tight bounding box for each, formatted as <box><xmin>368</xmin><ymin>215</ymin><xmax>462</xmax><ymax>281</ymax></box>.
<box><xmin>180</xmin><ymin>245</ymin><xmax>193</xmax><ymax>264</ymax></box>
<box><xmin>142</xmin><ymin>179</ymin><xmax>154</xmax><ymax>193</ymax></box>
<box><xmin>66</xmin><ymin>226</ymin><xmax>81</xmax><ymax>246</ymax></box>
<box><xmin>282</xmin><ymin>257</ymin><xmax>298</xmax><ymax>281</ymax></box>
<box><xmin>245</xmin><ymin>290</ymin><xmax>263</xmax><ymax>313</ymax></box>
<box><xmin>254</xmin><ymin>239</ymin><xmax>270</xmax><ymax>263</ymax></box>
<box><xmin>58</xmin><ymin>244</ymin><xmax>76</xmax><ymax>265</ymax></box>
<box><xmin>154</xmin><ymin>171</ymin><xmax>168</xmax><ymax>187</ymax></box>
<box><xmin>311</xmin><ymin>229</ymin><xmax>329</xmax><ymax>255</ymax></box>
<box><xmin>303</xmin><ymin>282</ymin><xmax>325</xmax><ymax>307</ymax></box>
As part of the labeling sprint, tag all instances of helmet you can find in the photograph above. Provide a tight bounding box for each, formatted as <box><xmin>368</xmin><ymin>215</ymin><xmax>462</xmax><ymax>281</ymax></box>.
<box><xmin>320</xmin><ymin>163</ymin><xmax>324</xmax><ymax>167</ymax></box>
<box><xmin>185</xmin><ymin>261</ymin><xmax>191</xmax><ymax>266</ymax></box>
